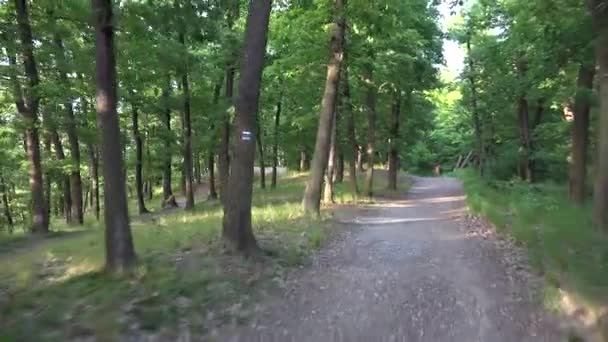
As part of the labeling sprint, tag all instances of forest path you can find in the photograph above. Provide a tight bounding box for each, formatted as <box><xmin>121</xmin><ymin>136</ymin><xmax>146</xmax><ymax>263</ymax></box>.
<box><xmin>215</xmin><ymin>176</ymin><xmax>565</xmax><ymax>342</ymax></box>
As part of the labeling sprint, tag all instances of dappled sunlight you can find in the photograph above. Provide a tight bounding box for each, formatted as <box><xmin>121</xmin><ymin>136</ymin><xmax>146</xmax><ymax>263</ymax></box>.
<box><xmin>337</xmin><ymin>216</ymin><xmax>448</xmax><ymax>225</ymax></box>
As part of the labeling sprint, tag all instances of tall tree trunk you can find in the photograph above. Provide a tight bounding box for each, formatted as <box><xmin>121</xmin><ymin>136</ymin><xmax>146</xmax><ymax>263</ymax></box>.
<box><xmin>569</xmin><ymin>63</ymin><xmax>596</xmax><ymax>204</ymax></box>
<box><xmin>42</xmin><ymin>137</ymin><xmax>53</xmax><ymax>220</ymax></box>
<box><xmin>466</xmin><ymin>35</ymin><xmax>484</xmax><ymax>174</ymax></box>
<box><xmin>54</xmin><ymin>35</ymin><xmax>84</xmax><ymax>225</ymax></box>
<box><xmin>179</xmin><ymin>32</ymin><xmax>195</xmax><ymax>210</ymax></box>
<box><xmin>222</xmin><ymin>0</ymin><xmax>271</xmax><ymax>254</ymax></box>
<box><xmin>271</xmin><ymin>92</ymin><xmax>282</xmax><ymax>189</ymax></box>
<box><xmin>40</xmin><ymin>105</ymin><xmax>72</xmax><ymax>223</ymax></box>
<box><xmin>364</xmin><ymin>53</ymin><xmax>377</xmax><ymax>198</ymax></box>
<box><xmin>92</xmin><ymin>0</ymin><xmax>136</xmax><ymax>272</ymax></box>
<box><xmin>1</xmin><ymin>176</ymin><xmax>14</xmax><ymax>232</ymax></box>
<box><xmin>516</xmin><ymin>59</ymin><xmax>534</xmax><ymax>182</ymax></box>
<box><xmin>387</xmin><ymin>92</ymin><xmax>401</xmax><ymax>190</ymax></box>
<box><xmin>219</xmin><ymin>0</ymin><xmax>240</xmax><ymax>205</ymax></box>
<box><xmin>194</xmin><ymin>152</ymin><xmax>202</xmax><ymax>185</ymax></box>
<box><xmin>130</xmin><ymin>98</ymin><xmax>149</xmax><ymax>214</ymax></box>
<box><xmin>590</xmin><ymin>0</ymin><xmax>608</xmax><ymax>230</ymax></box>
<box><xmin>208</xmin><ymin>78</ymin><xmax>223</xmax><ymax>200</ymax></box>
<box><xmin>302</xmin><ymin>0</ymin><xmax>346</xmax><ymax>216</ymax></box>
<box><xmin>13</xmin><ymin>0</ymin><xmax>48</xmax><ymax>233</ymax></box>
<box><xmin>299</xmin><ymin>150</ymin><xmax>309</xmax><ymax>171</ymax></box>
<box><xmin>52</xmin><ymin>131</ymin><xmax>73</xmax><ymax>222</ymax></box>
<box><xmin>219</xmin><ymin>67</ymin><xmax>234</xmax><ymax>205</ymax></box>
<box><xmin>208</xmin><ymin>153</ymin><xmax>217</xmax><ymax>199</ymax></box>
<box><xmin>335</xmin><ymin>151</ymin><xmax>344</xmax><ymax>183</ymax></box>
<box><xmin>87</xmin><ymin>144</ymin><xmax>100</xmax><ymax>221</ymax></box>
<box><xmin>343</xmin><ymin>60</ymin><xmax>359</xmax><ymax>199</ymax></box>
<box><xmin>323</xmin><ymin>112</ymin><xmax>337</xmax><ymax>203</ymax></box>
<box><xmin>256</xmin><ymin>118</ymin><xmax>266</xmax><ymax>189</ymax></box>
<box><xmin>161</xmin><ymin>76</ymin><xmax>178</xmax><ymax>207</ymax></box>
<box><xmin>357</xmin><ymin>147</ymin><xmax>365</xmax><ymax>172</ymax></box>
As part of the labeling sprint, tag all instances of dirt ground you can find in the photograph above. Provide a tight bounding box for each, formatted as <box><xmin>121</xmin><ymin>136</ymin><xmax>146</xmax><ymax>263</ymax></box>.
<box><xmin>213</xmin><ymin>176</ymin><xmax>567</xmax><ymax>342</ymax></box>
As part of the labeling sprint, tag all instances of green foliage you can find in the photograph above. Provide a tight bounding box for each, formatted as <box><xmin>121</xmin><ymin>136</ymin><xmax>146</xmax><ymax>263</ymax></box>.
<box><xmin>0</xmin><ymin>173</ymin><xmax>328</xmax><ymax>340</ymax></box>
<box><xmin>459</xmin><ymin>170</ymin><xmax>608</xmax><ymax>311</ymax></box>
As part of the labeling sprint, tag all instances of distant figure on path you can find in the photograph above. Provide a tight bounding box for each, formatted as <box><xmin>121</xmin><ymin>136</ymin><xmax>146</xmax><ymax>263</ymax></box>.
<box><xmin>433</xmin><ymin>163</ymin><xmax>442</xmax><ymax>176</ymax></box>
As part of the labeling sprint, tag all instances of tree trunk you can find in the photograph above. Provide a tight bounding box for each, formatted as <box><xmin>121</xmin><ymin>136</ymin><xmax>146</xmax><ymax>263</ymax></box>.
<box><xmin>13</xmin><ymin>0</ymin><xmax>48</xmax><ymax>233</ymax></box>
<box><xmin>208</xmin><ymin>153</ymin><xmax>218</xmax><ymax>200</ymax></box>
<box><xmin>299</xmin><ymin>150</ymin><xmax>309</xmax><ymax>171</ymax></box>
<box><xmin>364</xmin><ymin>53</ymin><xmax>377</xmax><ymax>198</ymax></box>
<box><xmin>219</xmin><ymin>67</ymin><xmax>234</xmax><ymax>206</ymax></box>
<box><xmin>256</xmin><ymin>117</ymin><xmax>266</xmax><ymax>189</ymax></box>
<box><xmin>323</xmin><ymin>111</ymin><xmax>337</xmax><ymax>203</ymax></box>
<box><xmin>1</xmin><ymin>176</ymin><xmax>14</xmax><ymax>231</ymax></box>
<box><xmin>92</xmin><ymin>0</ymin><xmax>136</xmax><ymax>272</ymax></box>
<box><xmin>466</xmin><ymin>36</ymin><xmax>484</xmax><ymax>175</ymax></box>
<box><xmin>335</xmin><ymin>152</ymin><xmax>344</xmax><ymax>183</ymax></box>
<box><xmin>179</xmin><ymin>32</ymin><xmax>195</xmax><ymax>211</ymax></box>
<box><xmin>271</xmin><ymin>92</ymin><xmax>282</xmax><ymax>189</ymax></box>
<box><xmin>161</xmin><ymin>76</ymin><xmax>178</xmax><ymax>207</ymax></box>
<box><xmin>87</xmin><ymin>144</ymin><xmax>100</xmax><ymax>221</ymax></box>
<box><xmin>302</xmin><ymin>0</ymin><xmax>346</xmax><ymax>216</ymax></box>
<box><xmin>194</xmin><ymin>152</ymin><xmax>202</xmax><ymax>185</ymax></box>
<box><xmin>569</xmin><ymin>63</ymin><xmax>595</xmax><ymax>204</ymax></box>
<box><xmin>52</xmin><ymin>131</ymin><xmax>73</xmax><ymax>222</ymax></box>
<box><xmin>387</xmin><ymin>92</ymin><xmax>401</xmax><ymax>190</ymax></box>
<box><xmin>516</xmin><ymin>59</ymin><xmax>534</xmax><ymax>182</ymax></box>
<box><xmin>130</xmin><ymin>98</ymin><xmax>149</xmax><ymax>214</ymax></box>
<box><xmin>54</xmin><ymin>35</ymin><xmax>84</xmax><ymax>225</ymax></box>
<box><xmin>222</xmin><ymin>0</ymin><xmax>271</xmax><ymax>254</ymax></box>
<box><xmin>208</xmin><ymin>78</ymin><xmax>223</xmax><ymax>200</ymax></box>
<box><xmin>343</xmin><ymin>60</ymin><xmax>359</xmax><ymax>199</ymax></box>
<box><xmin>357</xmin><ymin>147</ymin><xmax>365</xmax><ymax>172</ymax></box>
<box><xmin>590</xmin><ymin>0</ymin><xmax>608</xmax><ymax>230</ymax></box>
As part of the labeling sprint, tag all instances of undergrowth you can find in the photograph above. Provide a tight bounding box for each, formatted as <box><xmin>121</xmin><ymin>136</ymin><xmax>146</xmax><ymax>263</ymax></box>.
<box><xmin>0</xmin><ymin>173</ymin><xmax>330</xmax><ymax>341</ymax></box>
<box><xmin>458</xmin><ymin>169</ymin><xmax>608</xmax><ymax>313</ymax></box>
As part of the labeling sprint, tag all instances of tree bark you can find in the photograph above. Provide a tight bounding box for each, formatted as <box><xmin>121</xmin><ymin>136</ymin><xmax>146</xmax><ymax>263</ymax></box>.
<box><xmin>1</xmin><ymin>176</ymin><xmax>14</xmax><ymax>231</ymax></box>
<box><xmin>13</xmin><ymin>0</ymin><xmax>48</xmax><ymax>233</ymax></box>
<box><xmin>130</xmin><ymin>97</ymin><xmax>149</xmax><ymax>214</ymax></box>
<box><xmin>568</xmin><ymin>63</ymin><xmax>595</xmax><ymax>204</ymax></box>
<box><xmin>335</xmin><ymin>151</ymin><xmax>344</xmax><ymax>183</ymax></box>
<box><xmin>218</xmin><ymin>0</ymin><xmax>240</xmax><ymax>206</ymax></box>
<box><xmin>219</xmin><ymin>67</ymin><xmax>234</xmax><ymax>205</ymax></box>
<box><xmin>52</xmin><ymin>131</ymin><xmax>73</xmax><ymax>222</ymax></box>
<box><xmin>179</xmin><ymin>31</ymin><xmax>195</xmax><ymax>210</ymax></box>
<box><xmin>323</xmin><ymin>111</ymin><xmax>337</xmax><ymax>203</ymax></box>
<box><xmin>387</xmin><ymin>92</ymin><xmax>401</xmax><ymax>190</ymax></box>
<box><xmin>161</xmin><ymin>76</ymin><xmax>178</xmax><ymax>207</ymax></box>
<box><xmin>208</xmin><ymin>79</ymin><xmax>222</xmax><ymax>200</ymax></box>
<box><xmin>54</xmin><ymin>35</ymin><xmax>84</xmax><ymax>225</ymax></box>
<box><xmin>590</xmin><ymin>0</ymin><xmax>608</xmax><ymax>230</ymax></box>
<box><xmin>364</xmin><ymin>53</ymin><xmax>377</xmax><ymax>198</ymax></box>
<box><xmin>222</xmin><ymin>0</ymin><xmax>272</xmax><ymax>254</ymax></box>
<box><xmin>40</xmin><ymin>105</ymin><xmax>72</xmax><ymax>223</ymax></box>
<box><xmin>302</xmin><ymin>0</ymin><xmax>346</xmax><ymax>216</ymax></box>
<box><xmin>271</xmin><ymin>92</ymin><xmax>282</xmax><ymax>189</ymax></box>
<box><xmin>87</xmin><ymin>144</ymin><xmax>101</xmax><ymax>221</ymax></box>
<box><xmin>466</xmin><ymin>35</ymin><xmax>484</xmax><ymax>175</ymax></box>
<box><xmin>92</xmin><ymin>0</ymin><xmax>136</xmax><ymax>272</ymax></box>
<box><xmin>256</xmin><ymin>117</ymin><xmax>266</xmax><ymax>189</ymax></box>
<box><xmin>299</xmin><ymin>150</ymin><xmax>309</xmax><ymax>171</ymax></box>
<box><xmin>343</xmin><ymin>61</ymin><xmax>359</xmax><ymax>199</ymax></box>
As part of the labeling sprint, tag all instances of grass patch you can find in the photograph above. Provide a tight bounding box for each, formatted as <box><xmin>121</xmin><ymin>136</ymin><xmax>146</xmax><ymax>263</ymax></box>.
<box><xmin>0</xmin><ymin>172</ymin><xmax>329</xmax><ymax>341</ymax></box>
<box><xmin>0</xmin><ymin>169</ymin><xmax>407</xmax><ymax>340</ymax></box>
<box><xmin>457</xmin><ymin>169</ymin><xmax>608</xmax><ymax>313</ymax></box>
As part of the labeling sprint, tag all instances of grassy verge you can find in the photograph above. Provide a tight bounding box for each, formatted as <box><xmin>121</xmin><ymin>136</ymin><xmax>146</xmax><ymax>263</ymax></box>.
<box><xmin>0</xmin><ymin>173</ymin><xmax>330</xmax><ymax>341</ymax></box>
<box><xmin>457</xmin><ymin>170</ymin><xmax>608</xmax><ymax>318</ymax></box>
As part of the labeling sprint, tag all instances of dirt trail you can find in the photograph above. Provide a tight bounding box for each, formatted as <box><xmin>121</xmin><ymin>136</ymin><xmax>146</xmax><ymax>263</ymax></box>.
<box><xmin>215</xmin><ymin>176</ymin><xmax>565</xmax><ymax>342</ymax></box>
